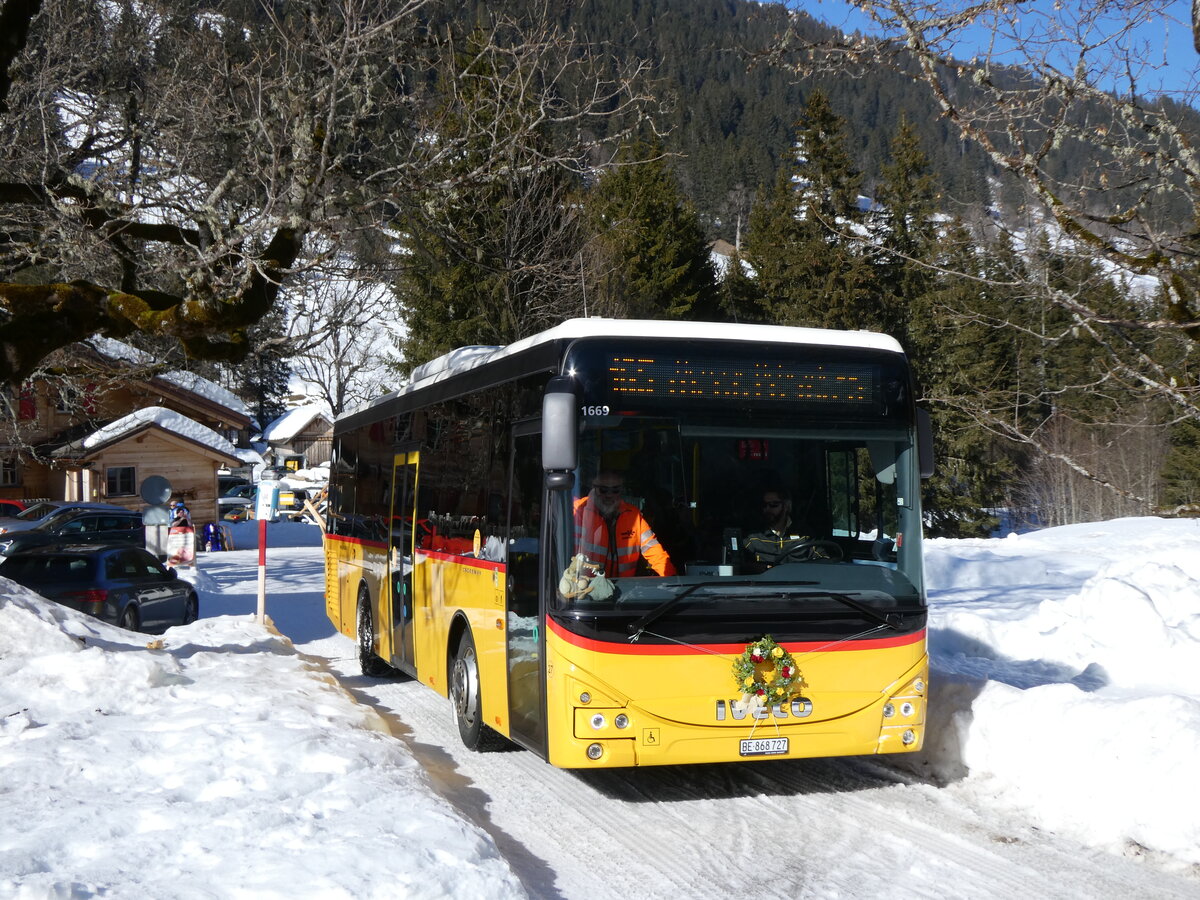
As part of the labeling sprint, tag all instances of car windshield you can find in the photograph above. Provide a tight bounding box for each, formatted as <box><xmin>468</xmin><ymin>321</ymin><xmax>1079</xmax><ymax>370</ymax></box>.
<box><xmin>33</xmin><ymin>509</ymin><xmax>87</xmax><ymax>531</ymax></box>
<box><xmin>14</xmin><ymin>502</ymin><xmax>58</xmax><ymax>521</ymax></box>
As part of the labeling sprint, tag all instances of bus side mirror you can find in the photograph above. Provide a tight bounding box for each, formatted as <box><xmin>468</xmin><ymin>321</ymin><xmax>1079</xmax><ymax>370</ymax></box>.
<box><xmin>543</xmin><ymin>376</ymin><xmax>577</xmax><ymax>491</ymax></box>
<box><xmin>917</xmin><ymin>408</ymin><xmax>935</xmax><ymax>479</ymax></box>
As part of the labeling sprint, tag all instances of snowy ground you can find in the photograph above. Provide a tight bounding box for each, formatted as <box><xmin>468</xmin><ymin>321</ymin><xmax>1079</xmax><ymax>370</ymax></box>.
<box><xmin>2</xmin><ymin>517</ymin><xmax>1199</xmax><ymax>897</ymax></box>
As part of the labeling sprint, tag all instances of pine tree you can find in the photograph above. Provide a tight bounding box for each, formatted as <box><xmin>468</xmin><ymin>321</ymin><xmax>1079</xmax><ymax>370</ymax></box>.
<box><xmin>909</xmin><ymin>223</ymin><xmax>1027</xmax><ymax>536</ymax></box>
<box><xmin>741</xmin><ymin>90</ymin><xmax>880</xmax><ymax>331</ymax></box>
<box><xmin>394</xmin><ymin>30</ymin><xmax>586</xmax><ymax>370</ymax></box>
<box><xmin>237</xmin><ymin>306</ymin><xmax>292</xmax><ymax>433</ymax></box>
<box><xmin>584</xmin><ymin>140</ymin><xmax>718</xmax><ymax>320</ymax></box>
<box><xmin>872</xmin><ymin>115</ymin><xmax>940</xmax><ymax>346</ymax></box>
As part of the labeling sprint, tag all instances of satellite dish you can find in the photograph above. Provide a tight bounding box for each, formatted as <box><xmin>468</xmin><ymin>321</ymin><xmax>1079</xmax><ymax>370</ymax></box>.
<box><xmin>140</xmin><ymin>475</ymin><xmax>172</xmax><ymax>505</ymax></box>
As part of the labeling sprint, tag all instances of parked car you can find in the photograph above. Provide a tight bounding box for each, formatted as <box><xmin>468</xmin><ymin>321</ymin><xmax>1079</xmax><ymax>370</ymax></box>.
<box><xmin>0</xmin><ymin>499</ymin><xmax>27</xmax><ymax>518</ymax></box>
<box><xmin>218</xmin><ymin>482</ymin><xmax>256</xmax><ymax>518</ymax></box>
<box><xmin>0</xmin><ymin>501</ymin><xmax>130</xmax><ymax>536</ymax></box>
<box><xmin>0</xmin><ymin>508</ymin><xmax>144</xmax><ymax>556</ymax></box>
<box><xmin>218</xmin><ymin>473</ymin><xmax>250</xmax><ymax>495</ymax></box>
<box><xmin>0</xmin><ymin>543</ymin><xmax>198</xmax><ymax>632</ymax></box>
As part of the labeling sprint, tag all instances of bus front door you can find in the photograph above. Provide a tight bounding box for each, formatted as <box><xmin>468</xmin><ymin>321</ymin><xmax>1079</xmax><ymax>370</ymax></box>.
<box><xmin>505</xmin><ymin>429</ymin><xmax>547</xmax><ymax>754</ymax></box>
<box><xmin>388</xmin><ymin>451</ymin><xmax>419</xmax><ymax>671</ymax></box>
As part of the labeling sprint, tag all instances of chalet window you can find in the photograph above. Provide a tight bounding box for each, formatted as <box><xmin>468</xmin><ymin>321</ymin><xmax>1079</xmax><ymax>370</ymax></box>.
<box><xmin>1</xmin><ymin>458</ymin><xmax>18</xmax><ymax>487</ymax></box>
<box><xmin>106</xmin><ymin>466</ymin><xmax>136</xmax><ymax>497</ymax></box>
<box><xmin>55</xmin><ymin>385</ymin><xmax>79</xmax><ymax>413</ymax></box>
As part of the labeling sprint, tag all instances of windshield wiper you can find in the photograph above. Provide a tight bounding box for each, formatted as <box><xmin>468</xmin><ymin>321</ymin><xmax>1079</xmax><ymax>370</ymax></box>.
<box><xmin>796</xmin><ymin>591</ymin><xmax>904</xmax><ymax>631</ymax></box>
<box><xmin>626</xmin><ymin>580</ymin><xmax>759</xmax><ymax>641</ymax></box>
<box><xmin>626</xmin><ymin>586</ymin><xmax>905</xmax><ymax>640</ymax></box>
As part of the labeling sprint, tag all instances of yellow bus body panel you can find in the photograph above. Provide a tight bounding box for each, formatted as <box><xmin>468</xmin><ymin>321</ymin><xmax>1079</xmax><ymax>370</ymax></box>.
<box><xmin>324</xmin><ymin>535</ymin><xmax>387</xmax><ymax>640</ymax></box>
<box><xmin>544</xmin><ymin>623</ymin><xmax>927</xmax><ymax>769</ymax></box>
<box><xmin>412</xmin><ymin>552</ymin><xmax>510</xmax><ymax>732</ymax></box>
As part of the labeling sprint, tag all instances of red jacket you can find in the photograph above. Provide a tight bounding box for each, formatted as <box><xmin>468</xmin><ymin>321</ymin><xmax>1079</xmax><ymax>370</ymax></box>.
<box><xmin>574</xmin><ymin>498</ymin><xmax>676</xmax><ymax>577</ymax></box>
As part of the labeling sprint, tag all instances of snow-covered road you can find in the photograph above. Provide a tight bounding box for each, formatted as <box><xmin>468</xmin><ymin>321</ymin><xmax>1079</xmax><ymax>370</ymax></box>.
<box><xmin>188</xmin><ymin>519</ymin><xmax>1200</xmax><ymax>899</ymax></box>
<box><xmin>308</xmin><ymin>639</ymin><xmax>1194</xmax><ymax>900</ymax></box>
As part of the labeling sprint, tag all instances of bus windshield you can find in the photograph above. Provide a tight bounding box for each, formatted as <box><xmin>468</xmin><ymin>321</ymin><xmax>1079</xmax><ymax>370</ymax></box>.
<box><xmin>548</xmin><ymin>413</ymin><xmax>924</xmax><ymax>622</ymax></box>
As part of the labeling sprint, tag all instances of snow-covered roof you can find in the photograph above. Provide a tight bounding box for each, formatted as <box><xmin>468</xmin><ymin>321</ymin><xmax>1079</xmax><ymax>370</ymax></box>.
<box><xmin>79</xmin><ymin>406</ymin><xmax>239</xmax><ymax>460</ymax></box>
<box><xmin>84</xmin><ymin>336</ymin><xmax>249</xmax><ymax>419</ymax></box>
<box><xmin>156</xmin><ymin>371</ymin><xmax>249</xmax><ymax>419</ymax></box>
<box><xmin>409</xmin><ymin>345</ymin><xmax>503</xmax><ymax>383</ymax></box>
<box><xmin>87</xmin><ymin>336</ymin><xmax>154</xmax><ymax>366</ymax></box>
<box><xmin>344</xmin><ymin>317</ymin><xmax>906</xmax><ymax>422</ymax></box>
<box><xmin>262</xmin><ymin>404</ymin><xmax>332</xmax><ymax>443</ymax></box>
<box><xmin>234</xmin><ymin>447</ymin><xmax>264</xmax><ymax>468</ymax></box>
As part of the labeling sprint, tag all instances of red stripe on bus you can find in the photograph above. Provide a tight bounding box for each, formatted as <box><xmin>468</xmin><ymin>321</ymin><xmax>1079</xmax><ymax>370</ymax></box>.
<box><xmin>547</xmin><ymin>616</ymin><xmax>925</xmax><ymax>654</ymax></box>
<box><xmin>326</xmin><ymin>535</ymin><xmax>508</xmax><ymax>572</ymax></box>
<box><xmin>417</xmin><ymin>549</ymin><xmax>507</xmax><ymax>572</ymax></box>
<box><xmin>325</xmin><ymin>533</ymin><xmax>388</xmax><ymax>550</ymax></box>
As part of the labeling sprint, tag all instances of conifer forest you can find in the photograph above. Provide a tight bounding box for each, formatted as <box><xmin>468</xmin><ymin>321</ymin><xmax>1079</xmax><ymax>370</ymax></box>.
<box><xmin>2</xmin><ymin>0</ymin><xmax>1199</xmax><ymax>533</ymax></box>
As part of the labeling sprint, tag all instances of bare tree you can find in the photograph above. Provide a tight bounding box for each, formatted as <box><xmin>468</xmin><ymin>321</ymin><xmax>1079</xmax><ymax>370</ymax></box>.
<box><xmin>0</xmin><ymin>0</ymin><xmax>654</xmax><ymax>386</ymax></box>
<box><xmin>771</xmin><ymin>0</ymin><xmax>1200</xmax><ymax>510</ymax></box>
<box><xmin>777</xmin><ymin>0</ymin><xmax>1200</xmax><ymax>345</ymax></box>
<box><xmin>283</xmin><ymin>256</ymin><xmax>402</xmax><ymax>416</ymax></box>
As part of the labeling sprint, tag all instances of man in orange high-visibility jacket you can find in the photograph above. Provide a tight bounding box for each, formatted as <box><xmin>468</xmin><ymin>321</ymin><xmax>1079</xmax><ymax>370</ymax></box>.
<box><xmin>574</xmin><ymin>470</ymin><xmax>676</xmax><ymax>577</ymax></box>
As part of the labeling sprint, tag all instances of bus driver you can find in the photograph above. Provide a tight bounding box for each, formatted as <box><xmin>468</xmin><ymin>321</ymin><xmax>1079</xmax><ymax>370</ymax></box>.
<box><xmin>574</xmin><ymin>470</ymin><xmax>676</xmax><ymax>578</ymax></box>
<box><xmin>744</xmin><ymin>487</ymin><xmax>819</xmax><ymax>567</ymax></box>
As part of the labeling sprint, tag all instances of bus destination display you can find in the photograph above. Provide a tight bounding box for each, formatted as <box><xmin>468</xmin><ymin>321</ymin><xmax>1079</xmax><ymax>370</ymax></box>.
<box><xmin>607</xmin><ymin>355</ymin><xmax>876</xmax><ymax>405</ymax></box>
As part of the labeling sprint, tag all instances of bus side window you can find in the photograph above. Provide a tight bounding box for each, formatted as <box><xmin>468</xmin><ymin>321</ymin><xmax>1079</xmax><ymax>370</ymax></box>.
<box><xmin>508</xmin><ymin>432</ymin><xmax>542</xmax><ymax>619</ymax></box>
<box><xmin>826</xmin><ymin>449</ymin><xmax>859</xmax><ymax>539</ymax></box>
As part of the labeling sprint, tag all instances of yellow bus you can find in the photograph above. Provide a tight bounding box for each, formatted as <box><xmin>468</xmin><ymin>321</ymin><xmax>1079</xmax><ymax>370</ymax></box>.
<box><xmin>324</xmin><ymin>318</ymin><xmax>933</xmax><ymax>768</ymax></box>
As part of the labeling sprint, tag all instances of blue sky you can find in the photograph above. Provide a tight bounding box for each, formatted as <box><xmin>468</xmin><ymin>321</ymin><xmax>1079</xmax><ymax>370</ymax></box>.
<box><xmin>784</xmin><ymin>0</ymin><xmax>1198</xmax><ymax>99</ymax></box>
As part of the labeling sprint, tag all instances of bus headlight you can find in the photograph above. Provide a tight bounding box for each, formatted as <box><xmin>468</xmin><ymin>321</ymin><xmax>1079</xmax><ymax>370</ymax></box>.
<box><xmin>586</xmin><ymin>743</ymin><xmax>604</xmax><ymax>760</ymax></box>
<box><xmin>614</xmin><ymin>714</ymin><xmax>630</xmax><ymax>729</ymax></box>
<box><xmin>590</xmin><ymin>713</ymin><xmax>607</xmax><ymax>730</ymax></box>
<box><xmin>882</xmin><ymin>703</ymin><xmax>895</xmax><ymax>718</ymax></box>
<box><xmin>902</xmin><ymin>730</ymin><xmax>916</xmax><ymax>746</ymax></box>
<box><xmin>900</xmin><ymin>702</ymin><xmax>914</xmax><ymax>717</ymax></box>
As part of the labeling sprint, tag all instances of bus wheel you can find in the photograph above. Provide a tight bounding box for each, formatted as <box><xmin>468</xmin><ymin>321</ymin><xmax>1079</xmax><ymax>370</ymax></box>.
<box><xmin>356</xmin><ymin>587</ymin><xmax>391</xmax><ymax>678</ymax></box>
<box><xmin>450</xmin><ymin>630</ymin><xmax>508</xmax><ymax>751</ymax></box>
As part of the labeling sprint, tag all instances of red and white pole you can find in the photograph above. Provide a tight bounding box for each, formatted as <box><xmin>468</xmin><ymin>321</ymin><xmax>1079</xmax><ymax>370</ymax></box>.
<box><xmin>256</xmin><ymin>517</ymin><xmax>267</xmax><ymax>623</ymax></box>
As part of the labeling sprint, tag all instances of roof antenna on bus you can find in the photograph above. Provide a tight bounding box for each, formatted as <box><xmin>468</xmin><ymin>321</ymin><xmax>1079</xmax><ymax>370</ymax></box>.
<box><xmin>579</xmin><ymin>251</ymin><xmax>587</xmax><ymax>318</ymax></box>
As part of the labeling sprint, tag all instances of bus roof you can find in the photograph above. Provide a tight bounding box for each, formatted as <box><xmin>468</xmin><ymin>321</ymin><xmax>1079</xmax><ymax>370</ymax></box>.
<box><xmin>339</xmin><ymin>318</ymin><xmax>906</xmax><ymax>426</ymax></box>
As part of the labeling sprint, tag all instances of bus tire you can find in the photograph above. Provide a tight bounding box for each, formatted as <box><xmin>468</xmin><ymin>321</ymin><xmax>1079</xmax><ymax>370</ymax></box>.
<box><xmin>357</xmin><ymin>586</ymin><xmax>392</xmax><ymax>678</ymax></box>
<box><xmin>450</xmin><ymin>629</ymin><xmax>508</xmax><ymax>751</ymax></box>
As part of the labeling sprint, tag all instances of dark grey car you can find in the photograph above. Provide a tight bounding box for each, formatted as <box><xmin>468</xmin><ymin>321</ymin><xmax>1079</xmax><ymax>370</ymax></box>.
<box><xmin>0</xmin><ymin>543</ymin><xmax>198</xmax><ymax>632</ymax></box>
<box><xmin>0</xmin><ymin>508</ymin><xmax>144</xmax><ymax>556</ymax></box>
<box><xmin>0</xmin><ymin>500</ymin><xmax>128</xmax><ymax>535</ymax></box>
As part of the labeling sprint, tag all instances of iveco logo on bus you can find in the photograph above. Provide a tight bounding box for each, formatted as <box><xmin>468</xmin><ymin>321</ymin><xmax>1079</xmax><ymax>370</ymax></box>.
<box><xmin>715</xmin><ymin>698</ymin><xmax>814</xmax><ymax>721</ymax></box>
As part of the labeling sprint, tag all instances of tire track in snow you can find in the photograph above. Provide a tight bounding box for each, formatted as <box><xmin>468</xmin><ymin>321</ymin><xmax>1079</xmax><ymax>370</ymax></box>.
<box><xmin>311</xmin><ymin>635</ymin><xmax>1199</xmax><ymax>900</ymax></box>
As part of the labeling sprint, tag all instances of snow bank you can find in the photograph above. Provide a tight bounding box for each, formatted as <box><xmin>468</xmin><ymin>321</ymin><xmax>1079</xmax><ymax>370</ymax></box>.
<box><xmin>917</xmin><ymin>516</ymin><xmax>1200</xmax><ymax>865</ymax></box>
<box><xmin>0</xmin><ymin>582</ymin><xmax>525</xmax><ymax>899</ymax></box>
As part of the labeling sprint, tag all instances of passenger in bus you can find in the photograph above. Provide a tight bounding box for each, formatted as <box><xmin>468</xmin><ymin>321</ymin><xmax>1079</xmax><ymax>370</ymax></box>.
<box><xmin>743</xmin><ymin>487</ymin><xmax>821</xmax><ymax>567</ymax></box>
<box><xmin>574</xmin><ymin>469</ymin><xmax>677</xmax><ymax>577</ymax></box>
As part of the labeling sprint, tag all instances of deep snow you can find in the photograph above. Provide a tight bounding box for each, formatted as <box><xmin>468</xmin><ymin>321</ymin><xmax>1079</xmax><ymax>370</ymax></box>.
<box><xmin>1</xmin><ymin>516</ymin><xmax>1199</xmax><ymax>897</ymax></box>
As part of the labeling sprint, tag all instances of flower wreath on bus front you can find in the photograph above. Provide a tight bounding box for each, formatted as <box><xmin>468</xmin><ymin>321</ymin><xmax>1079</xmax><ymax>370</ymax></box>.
<box><xmin>732</xmin><ymin>635</ymin><xmax>802</xmax><ymax>716</ymax></box>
